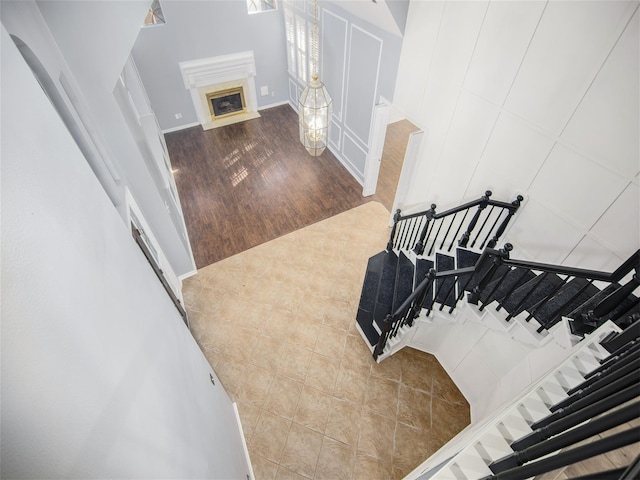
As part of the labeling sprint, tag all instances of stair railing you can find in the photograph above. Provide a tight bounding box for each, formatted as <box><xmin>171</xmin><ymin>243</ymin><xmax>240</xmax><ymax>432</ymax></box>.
<box><xmin>373</xmin><ymin>265</ymin><xmax>476</xmax><ymax>359</ymax></box>
<box><xmin>387</xmin><ymin>191</ymin><xmax>524</xmax><ymax>256</ymax></box>
<box><xmin>478</xmin><ymin>332</ymin><xmax>640</xmax><ymax>480</ymax></box>
<box><xmin>468</xmin><ymin>245</ymin><xmax>640</xmax><ymax>334</ymax></box>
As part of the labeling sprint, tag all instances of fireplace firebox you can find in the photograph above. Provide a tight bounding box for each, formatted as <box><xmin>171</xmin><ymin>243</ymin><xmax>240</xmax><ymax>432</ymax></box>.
<box><xmin>207</xmin><ymin>87</ymin><xmax>246</xmax><ymax>119</ymax></box>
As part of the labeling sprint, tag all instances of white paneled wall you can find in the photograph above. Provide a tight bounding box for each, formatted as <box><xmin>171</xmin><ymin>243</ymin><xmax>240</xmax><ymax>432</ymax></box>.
<box><xmin>395</xmin><ymin>0</ymin><xmax>639</xmax><ymax>269</ymax></box>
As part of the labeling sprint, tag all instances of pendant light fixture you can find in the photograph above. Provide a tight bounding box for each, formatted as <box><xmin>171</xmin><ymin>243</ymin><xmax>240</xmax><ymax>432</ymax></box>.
<box><xmin>298</xmin><ymin>0</ymin><xmax>332</xmax><ymax>156</ymax></box>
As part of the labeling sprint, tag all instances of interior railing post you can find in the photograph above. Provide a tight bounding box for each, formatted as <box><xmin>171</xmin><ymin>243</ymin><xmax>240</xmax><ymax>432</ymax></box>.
<box><xmin>468</xmin><ymin>243</ymin><xmax>512</xmax><ymax>305</ymax></box>
<box><xmin>487</xmin><ymin>195</ymin><xmax>523</xmax><ymax>248</ymax></box>
<box><xmin>414</xmin><ymin>204</ymin><xmax>436</xmax><ymax>255</ymax></box>
<box><xmin>373</xmin><ymin>314</ymin><xmax>394</xmax><ymax>360</ymax></box>
<box><xmin>459</xmin><ymin>190</ymin><xmax>491</xmax><ymax>248</ymax></box>
<box><xmin>386</xmin><ymin>209</ymin><xmax>402</xmax><ymax>251</ymax></box>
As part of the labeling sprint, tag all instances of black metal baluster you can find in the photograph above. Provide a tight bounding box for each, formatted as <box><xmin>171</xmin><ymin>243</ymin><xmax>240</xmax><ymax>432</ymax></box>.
<box><xmin>566</xmin><ymin>350</ymin><xmax>640</xmax><ymax>396</ymax></box>
<box><xmin>456</xmin><ymin>272</ymin><xmax>476</xmax><ymax>303</ymax></box>
<box><xmin>496</xmin><ymin>270</ymin><xmax>529</xmax><ymax>312</ymax></box>
<box><xmin>439</xmin><ymin>275</ymin><xmax>458</xmax><ymax>311</ymax></box>
<box><xmin>424</xmin><ymin>268</ymin><xmax>437</xmax><ymax>316</ymax></box>
<box><xmin>479</xmin><ymin>428</ymin><xmax>640</xmax><ymax>480</ymax></box>
<box><xmin>400</xmin><ymin>218</ymin><xmax>415</xmax><ymax>250</ymax></box>
<box><xmin>505</xmin><ymin>273</ymin><xmax>549</xmax><ymax>321</ymax></box>
<box><xmin>448</xmin><ymin>272</ymin><xmax>474</xmax><ymax>314</ymax></box>
<box><xmin>466</xmin><ymin>244</ymin><xmax>512</xmax><ymax>307</ymax></box>
<box><xmin>524</xmin><ymin>274</ymin><xmax>572</xmax><ymax>321</ymax></box>
<box><xmin>490</xmin><ymin>401</ymin><xmax>640</xmax><ymax>474</ymax></box>
<box><xmin>512</xmin><ymin>382</ymin><xmax>640</xmax><ymax>451</ymax></box>
<box><xmin>600</xmin><ymin>337</ymin><xmax>640</xmax><ymax>364</ymax></box>
<box><xmin>551</xmin><ymin>357</ymin><xmax>640</xmax><ymax>413</ymax></box>
<box><xmin>373</xmin><ymin>314</ymin><xmax>394</xmax><ymax>359</ymax></box>
<box><xmin>487</xmin><ymin>195</ymin><xmax>523</xmax><ymax>248</ymax></box>
<box><xmin>531</xmin><ymin>369</ymin><xmax>639</xmax><ymax>429</ymax></box>
<box><xmin>407</xmin><ymin>217</ymin><xmax>421</xmax><ymax>250</ymax></box>
<box><xmin>399</xmin><ymin>219</ymin><xmax>410</xmax><ymax>250</ymax></box>
<box><xmin>428</xmin><ymin>218</ymin><xmax>445</xmax><ymax>256</ymax></box>
<box><xmin>387</xmin><ymin>209</ymin><xmax>401</xmax><ymax>251</ymax></box>
<box><xmin>414</xmin><ymin>204</ymin><xmax>436</xmax><ymax>255</ymax></box>
<box><xmin>411</xmin><ymin>217</ymin><xmax>426</xmax><ymax>251</ymax></box>
<box><xmin>495</xmin><ymin>268</ymin><xmax>534</xmax><ymax>312</ymax></box>
<box><xmin>526</xmin><ymin>275</ymin><xmax>570</xmax><ymax>325</ymax></box>
<box><xmin>542</xmin><ymin>279</ymin><xmax>595</xmax><ymax>329</ymax></box>
<box><xmin>470</xmin><ymin>205</ymin><xmax>495</xmax><ymax>248</ymax></box>
<box><xmin>448</xmin><ymin>208</ymin><xmax>469</xmax><ymax>252</ymax></box>
<box><xmin>584</xmin><ymin>341</ymin><xmax>640</xmax><ymax>380</ymax></box>
<box><xmin>408</xmin><ymin>272</ymin><xmax>435</xmax><ymax>327</ymax></box>
<box><xmin>480</xmin><ymin>208</ymin><xmax>504</xmax><ymax>250</ymax></box>
<box><xmin>459</xmin><ymin>190</ymin><xmax>491</xmax><ymax>248</ymax></box>
<box><xmin>439</xmin><ymin>213</ymin><xmax>458</xmax><ymax>250</ymax></box>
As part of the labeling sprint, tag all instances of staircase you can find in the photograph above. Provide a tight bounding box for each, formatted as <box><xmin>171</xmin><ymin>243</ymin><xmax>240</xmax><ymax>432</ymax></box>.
<box><xmin>356</xmin><ymin>191</ymin><xmax>639</xmax><ymax>361</ymax></box>
<box><xmin>355</xmin><ymin>190</ymin><xmax>640</xmax><ymax>479</ymax></box>
<box><xmin>407</xmin><ymin>320</ymin><xmax>640</xmax><ymax>479</ymax></box>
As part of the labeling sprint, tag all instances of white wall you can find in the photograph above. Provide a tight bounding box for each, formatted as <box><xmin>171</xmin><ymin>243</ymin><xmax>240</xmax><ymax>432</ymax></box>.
<box><xmin>132</xmin><ymin>0</ymin><xmax>290</xmax><ymax>131</ymax></box>
<box><xmin>1</xmin><ymin>25</ymin><xmax>249</xmax><ymax>479</ymax></box>
<box><xmin>394</xmin><ymin>0</ymin><xmax>639</xmax><ymax>270</ymax></box>
<box><xmin>1</xmin><ymin>0</ymin><xmax>197</xmax><ymax>277</ymax></box>
<box><xmin>284</xmin><ymin>0</ymin><xmax>404</xmax><ymax>184</ymax></box>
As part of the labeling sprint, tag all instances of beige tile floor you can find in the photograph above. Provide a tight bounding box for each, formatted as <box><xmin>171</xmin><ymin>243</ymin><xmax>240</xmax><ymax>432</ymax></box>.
<box><xmin>183</xmin><ymin>202</ymin><xmax>470</xmax><ymax>480</ymax></box>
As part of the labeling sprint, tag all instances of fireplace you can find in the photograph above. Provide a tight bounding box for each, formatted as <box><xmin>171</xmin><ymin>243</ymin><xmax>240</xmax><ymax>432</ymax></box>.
<box><xmin>179</xmin><ymin>51</ymin><xmax>260</xmax><ymax>130</ymax></box>
<box><xmin>207</xmin><ymin>87</ymin><xmax>246</xmax><ymax>119</ymax></box>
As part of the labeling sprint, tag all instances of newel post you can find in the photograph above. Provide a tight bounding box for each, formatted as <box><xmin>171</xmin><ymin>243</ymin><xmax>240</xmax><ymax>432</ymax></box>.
<box><xmin>459</xmin><ymin>190</ymin><xmax>492</xmax><ymax>248</ymax></box>
<box><xmin>468</xmin><ymin>243</ymin><xmax>512</xmax><ymax>305</ymax></box>
<box><xmin>487</xmin><ymin>195</ymin><xmax>524</xmax><ymax>248</ymax></box>
<box><xmin>387</xmin><ymin>209</ymin><xmax>402</xmax><ymax>252</ymax></box>
<box><xmin>414</xmin><ymin>204</ymin><xmax>437</xmax><ymax>256</ymax></box>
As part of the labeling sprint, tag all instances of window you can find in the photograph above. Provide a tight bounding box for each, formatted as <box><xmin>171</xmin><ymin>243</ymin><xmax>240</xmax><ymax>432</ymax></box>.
<box><xmin>246</xmin><ymin>0</ymin><xmax>277</xmax><ymax>14</ymax></box>
<box><xmin>143</xmin><ymin>0</ymin><xmax>165</xmax><ymax>26</ymax></box>
<box><xmin>295</xmin><ymin>14</ymin><xmax>310</xmax><ymax>84</ymax></box>
<box><xmin>284</xmin><ymin>9</ymin><xmax>297</xmax><ymax>77</ymax></box>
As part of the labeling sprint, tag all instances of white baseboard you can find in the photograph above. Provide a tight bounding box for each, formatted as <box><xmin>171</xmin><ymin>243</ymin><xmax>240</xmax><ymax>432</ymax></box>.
<box><xmin>179</xmin><ymin>269</ymin><xmax>198</xmax><ymax>281</ymax></box>
<box><xmin>162</xmin><ymin>121</ymin><xmax>200</xmax><ymax>134</ymax></box>
<box><xmin>233</xmin><ymin>402</ymin><xmax>255</xmax><ymax>480</ymax></box>
<box><xmin>258</xmin><ymin>100</ymin><xmax>290</xmax><ymax>111</ymax></box>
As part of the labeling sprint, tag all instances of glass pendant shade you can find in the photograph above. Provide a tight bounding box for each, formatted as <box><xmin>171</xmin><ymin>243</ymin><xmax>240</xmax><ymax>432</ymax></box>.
<box><xmin>299</xmin><ymin>75</ymin><xmax>332</xmax><ymax>156</ymax></box>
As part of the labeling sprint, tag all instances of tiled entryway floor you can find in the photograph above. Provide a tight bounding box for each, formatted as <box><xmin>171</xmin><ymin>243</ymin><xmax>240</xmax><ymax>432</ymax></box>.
<box><xmin>183</xmin><ymin>202</ymin><xmax>470</xmax><ymax>480</ymax></box>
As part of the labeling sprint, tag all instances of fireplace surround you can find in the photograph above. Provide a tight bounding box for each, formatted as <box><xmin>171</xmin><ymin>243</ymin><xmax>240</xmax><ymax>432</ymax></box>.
<box><xmin>179</xmin><ymin>51</ymin><xmax>260</xmax><ymax>130</ymax></box>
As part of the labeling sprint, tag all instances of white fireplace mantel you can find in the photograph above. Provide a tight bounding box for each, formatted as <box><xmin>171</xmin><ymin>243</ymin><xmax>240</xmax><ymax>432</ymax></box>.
<box><xmin>179</xmin><ymin>51</ymin><xmax>260</xmax><ymax>129</ymax></box>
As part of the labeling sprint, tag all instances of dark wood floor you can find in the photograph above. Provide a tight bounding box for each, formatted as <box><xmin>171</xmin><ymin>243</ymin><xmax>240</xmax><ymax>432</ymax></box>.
<box><xmin>166</xmin><ymin>105</ymin><xmax>369</xmax><ymax>268</ymax></box>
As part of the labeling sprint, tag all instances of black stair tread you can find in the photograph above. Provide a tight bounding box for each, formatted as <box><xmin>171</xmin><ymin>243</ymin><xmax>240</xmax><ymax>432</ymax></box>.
<box><xmin>393</xmin><ymin>251</ymin><xmax>415</xmax><ymax>312</ymax></box>
<box><xmin>456</xmin><ymin>248</ymin><xmax>480</xmax><ymax>293</ymax></box>
<box><xmin>456</xmin><ymin>248</ymin><xmax>481</xmax><ymax>268</ymax></box>
<box><xmin>356</xmin><ymin>309</ymin><xmax>380</xmax><ymax>347</ymax></box>
<box><xmin>567</xmin><ymin>283</ymin><xmax>620</xmax><ymax>320</ymax></box>
<box><xmin>480</xmin><ymin>267</ymin><xmax>537</xmax><ymax>306</ymax></box>
<box><xmin>373</xmin><ymin>251</ymin><xmax>399</xmax><ymax>330</ymax></box>
<box><xmin>500</xmin><ymin>273</ymin><xmax>564</xmax><ymax>317</ymax></box>
<box><xmin>357</xmin><ymin>251</ymin><xmax>385</xmax><ymax>313</ymax></box>
<box><xmin>613</xmin><ymin>297</ymin><xmax>640</xmax><ymax>329</ymax></box>
<box><xmin>435</xmin><ymin>253</ymin><xmax>456</xmax><ymax>307</ymax></box>
<box><xmin>415</xmin><ymin>258</ymin><xmax>435</xmax><ymax>309</ymax></box>
<box><xmin>532</xmin><ymin>277</ymin><xmax>601</xmax><ymax>328</ymax></box>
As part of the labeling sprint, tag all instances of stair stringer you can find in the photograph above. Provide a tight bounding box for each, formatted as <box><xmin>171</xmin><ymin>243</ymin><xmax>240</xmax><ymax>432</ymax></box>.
<box><xmin>403</xmin><ymin>321</ymin><xmax>620</xmax><ymax>480</ymax></box>
<box><xmin>386</xmin><ymin>299</ymin><xmax>583</xmax><ymax>424</ymax></box>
